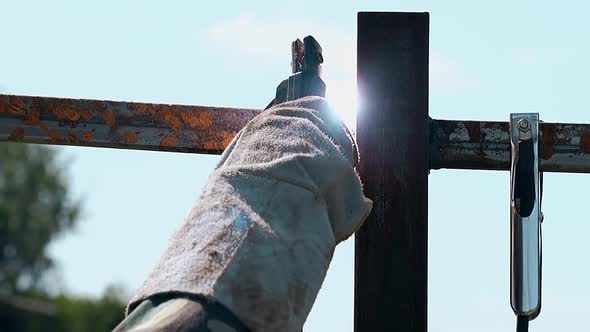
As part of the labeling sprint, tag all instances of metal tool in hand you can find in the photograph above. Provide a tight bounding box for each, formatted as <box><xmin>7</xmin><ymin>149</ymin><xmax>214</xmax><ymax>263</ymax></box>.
<box><xmin>266</xmin><ymin>36</ymin><xmax>326</xmax><ymax>109</ymax></box>
<box><xmin>509</xmin><ymin>113</ymin><xmax>543</xmax><ymax>332</ymax></box>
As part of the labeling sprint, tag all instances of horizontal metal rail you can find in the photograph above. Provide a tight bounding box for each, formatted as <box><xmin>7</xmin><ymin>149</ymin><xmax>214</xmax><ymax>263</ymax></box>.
<box><xmin>3</xmin><ymin>94</ymin><xmax>590</xmax><ymax>173</ymax></box>
<box><xmin>0</xmin><ymin>94</ymin><xmax>260</xmax><ymax>154</ymax></box>
<box><xmin>430</xmin><ymin>119</ymin><xmax>590</xmax><ymax>173</ymax></box>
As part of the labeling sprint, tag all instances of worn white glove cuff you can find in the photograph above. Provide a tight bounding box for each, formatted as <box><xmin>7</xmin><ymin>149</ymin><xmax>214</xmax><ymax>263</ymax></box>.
<box><xmin>128</xmin><ymin>97</ymin><xmax>372</xmax><ymax>332</ymax></box>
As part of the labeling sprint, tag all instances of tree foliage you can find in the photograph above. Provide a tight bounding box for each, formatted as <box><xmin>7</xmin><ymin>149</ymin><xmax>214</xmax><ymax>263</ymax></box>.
<box><xmin>0</xmin><ymin>143</ymin><xmax>126</xmax><ymax>331</ymax></box>
<box><xmin>11</xmin><ymin>285</ymin><xmax>127</xmax><ymax>332</ymax></box>
<box><xmin>0</xmin><ymin>143</ymin><xmax>80</xmax><ymax>293</ymax></box>
<box><xmin>51</xmin><ymin>285</ymin><xmax>126</xmax><ymax>332</ymax></box>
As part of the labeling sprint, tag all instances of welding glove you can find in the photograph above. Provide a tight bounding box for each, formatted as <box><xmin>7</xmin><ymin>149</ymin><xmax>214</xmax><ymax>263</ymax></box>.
<box><xmin>126</xmin><ymin>96</ymin><xmax>373</xmax><ymax>332</ymax></box>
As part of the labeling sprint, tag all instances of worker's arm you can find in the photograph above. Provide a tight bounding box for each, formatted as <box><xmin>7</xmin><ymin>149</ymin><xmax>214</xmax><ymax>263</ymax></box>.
<box><xmin>113</xmin><ymin>97</ymin><xmax>372</xmax><ymax>332</ymax></box>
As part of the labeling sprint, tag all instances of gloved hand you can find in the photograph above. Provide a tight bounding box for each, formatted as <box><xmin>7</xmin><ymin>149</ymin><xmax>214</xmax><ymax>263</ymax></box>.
<box><xmin>126</xmin><ymin>96</ymin><xmax>372</xmax><ymax>332</ymax></box>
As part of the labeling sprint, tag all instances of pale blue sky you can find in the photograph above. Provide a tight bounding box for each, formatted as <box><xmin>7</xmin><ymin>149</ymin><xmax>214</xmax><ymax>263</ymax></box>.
<box><xmin>2</xmin><ymin>1</ymin><xmax>590</xmax><ymax>331</ymax></box>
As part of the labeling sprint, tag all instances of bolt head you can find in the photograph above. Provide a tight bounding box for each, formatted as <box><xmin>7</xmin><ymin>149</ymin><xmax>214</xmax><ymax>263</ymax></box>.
<box><xmin>518</xmin><ymin>119</ymin><xmax>531</xmax><ymax>132</ymax></box>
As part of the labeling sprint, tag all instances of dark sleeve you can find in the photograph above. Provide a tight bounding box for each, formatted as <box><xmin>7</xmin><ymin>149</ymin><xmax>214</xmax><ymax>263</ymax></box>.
<box><xmin>113</xmin><ymin>294</ymin><xmax>251</xmax><ymax>332</ymax></box>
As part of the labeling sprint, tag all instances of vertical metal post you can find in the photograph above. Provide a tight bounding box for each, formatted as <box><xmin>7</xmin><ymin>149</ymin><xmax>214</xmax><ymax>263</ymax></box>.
<box><xmin>355</xmin><ymin>12</ymin><xmax>429</xmax><ymax>332</ymax></box>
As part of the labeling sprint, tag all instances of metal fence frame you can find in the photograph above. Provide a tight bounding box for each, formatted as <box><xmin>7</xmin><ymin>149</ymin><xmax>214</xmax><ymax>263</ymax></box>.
<box><xmin>4</xmin><ymin>11</ymin><xmax>590</xmax><ymax>332</ymax></box>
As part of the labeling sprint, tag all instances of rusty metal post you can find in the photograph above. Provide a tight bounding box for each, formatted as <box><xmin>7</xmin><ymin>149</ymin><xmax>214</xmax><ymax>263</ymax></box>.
<box><xmin>355</xmin><ymin>12</ymin><xmax>429</xmax><ymax>332</ymax></box>
<box><xmin>0</xmin><ymin>95</ymin><xmax>259</xmax><ymax>154</ymax></box>
<box><xmin>430</xmin><ymin>119</ymin><xmax>590</xmax><ymax>173</ymax></box>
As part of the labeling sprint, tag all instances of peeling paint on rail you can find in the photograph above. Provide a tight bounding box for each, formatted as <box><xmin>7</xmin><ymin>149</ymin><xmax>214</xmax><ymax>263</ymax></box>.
<box><xmin>430</xmin><ymin>119</ymin><xmax>590</xmax><ymax>173</ymax></box>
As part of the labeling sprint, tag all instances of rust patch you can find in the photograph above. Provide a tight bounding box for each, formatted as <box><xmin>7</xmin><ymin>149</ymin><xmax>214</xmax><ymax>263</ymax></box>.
<box><xmin>463</xmin><ymin>121</ymin><xmax>481</xmax><ymax>143</ymax></box>
<box><xmin>53</xmin><ymin>104</ymin><xmax>80</xmax><ymax>121</ymax></box>
<box><xmin>103</xmin><ymin>111</ymin><xmax>115</xmax><ymax>126</ymax></box>
<box><xmin>68</xmin><ymin>111</ymin><xmax>80</xmax><ymax>121</ymax></box>
<box><xmin>80</xmin><ymin>111</ymin><xmax>93</xmax><ymax>120</ymax></box>
<box><xmin>93</xmin><ymin>100</ymin><xmax>106</xmax><ymax>112</ymax></box>
<box><xmin>539</xmin><ymin>124</ymin><xmax>557</xmax><ymax>160</ymax></box>
<box><xmin>203</xmin><ymin>139</ymin><xmax>221</xmax><ymax>150</ymax></box>
<box><xmin>39</xmin><ymin>123</ymin><xmax>61</xmax><ymax>142</ymax></box>
<box><xmin>161</xmin><ymin>106</ymin><xmax>183</xmax><ymax>132</ymax></box>
<box><xmin>181</xmin><ymin>111</ymin><xmax>214</xmax><ymax>128</ymax></box>
<box><xmin>81</xmin><ymin>131</ymin><xmax>94</xmax><ymax>143</ymax></box>
<box><xmin>203</xmin><ymin>131</ymin><xmax>237</xmax><ymax>151</ymax></box>
<box><xmin>9</xmin><ymin>96</ymin><xmax>25</xmax><ymax>110</ymax></box>
<box><xmin>221</xmin><ymin>131</ymin><xmax>236</xmax><ymax>147</ymax></box>
<box><xmin>24</xmin><ymin>111</ymin><xmax>41</xmax><ymax>125</ymax></box>
<box><xmin>129</xmin><ymin>103</ymin><xmax>157</xmax><ymax>115</ymax></box>
<box><xmin>66</xmin><ymin>132</ymin><xmax>77</xmax><ymax>142</ymax></box>
<box><xmin>580</xmin><ymin>134</ymin><xmax>590</xmax><ymax>154</ymax></box>
<box><xmin>180</xmin><ymin>111</ymin><xmax>200</xmax><ymax>128</ymax></box>
<box><xmin>7</xmin><ymin>104</ymin><xmax>25</xmax><ymax>115</ymax></box>
<box><xmin>122</xmin><ymin>130</ymin><xmax>139</xmax><ymax>144</ymax></box>
<box><xmin>0</xmin><ymin>98</ymin><xmax>8</xmax><ymax>113</ymax></box>
<box><xmin>198</xmin><ymin>112</ymin><xmax>214</xmax><ymax>128</ymax></box>
<box><xmin>539</xmin><ymin>145</ymin><xmax>556</xmax><ymax>160</ymax></box>
<box><xmin>160</xmin><ymin>135</ymin><xmax>178</xmax><ymax>148</ymax></box>
<box><xmin>9</xmin><ymin>127</ymin><xmax>25</xmax><ymax>140</ymax></box>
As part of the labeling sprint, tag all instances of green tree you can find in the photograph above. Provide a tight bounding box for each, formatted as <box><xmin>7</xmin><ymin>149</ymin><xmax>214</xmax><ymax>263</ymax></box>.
<box><xmin>0</xmin><ymin>143</ymin><xmax>80</xmax><ymax>293</ymax></box>
<box><xmin>0</xmin><ymin>143</ymin><xmax>127</xmax><ymax>331</ymax></box>
<box><xmin>15</xmin><ymin>284</ymin><xmax>127</xmax><ymax>332</ymax></box>
<box><xmin>51</xmin><ymin>285</ymin><xmax>127</xmax><ymax>332</ymax></box>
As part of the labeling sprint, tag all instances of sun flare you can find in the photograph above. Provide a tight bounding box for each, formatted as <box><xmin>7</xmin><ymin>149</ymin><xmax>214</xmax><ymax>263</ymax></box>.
<box><xmin>325</xmin><ymin>78</ymin><xmax>358</xmax><ymax>133</ymax></box>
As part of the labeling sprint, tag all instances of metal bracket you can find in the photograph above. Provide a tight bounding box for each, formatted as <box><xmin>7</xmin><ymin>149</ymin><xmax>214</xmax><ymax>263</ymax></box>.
<box><xmin>510</xmin><ymin>113</ymin><xmax>543</xmax><ymax>321</ymax></box>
